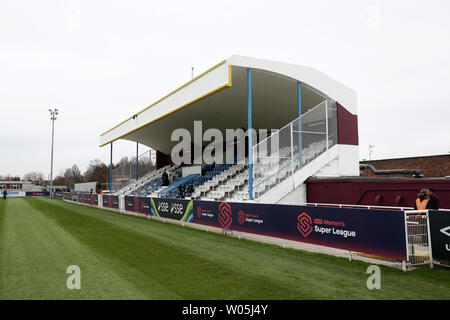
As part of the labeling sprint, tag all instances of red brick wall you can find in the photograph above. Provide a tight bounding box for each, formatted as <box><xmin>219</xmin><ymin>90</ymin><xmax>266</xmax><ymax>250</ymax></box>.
<box><xmin>360</xmin><ymin>155</ymin><xmax>450</xmax><ymax>178</ymax></box>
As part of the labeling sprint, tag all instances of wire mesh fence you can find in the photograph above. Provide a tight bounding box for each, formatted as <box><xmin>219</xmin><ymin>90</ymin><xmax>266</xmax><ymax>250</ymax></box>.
<box><xmin>405</xmin><ymin>212</ymin><xmax>432</xmax><ymax>266</ymax></box>
<box><xmin>111</xmin><ymin>149</ymin><xmax>156</xmax><ymax>192</ymax></box>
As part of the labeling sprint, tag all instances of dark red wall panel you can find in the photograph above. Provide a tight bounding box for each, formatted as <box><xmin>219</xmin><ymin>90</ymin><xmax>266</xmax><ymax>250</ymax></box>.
<box><xmin>306</xmin><ymin>178</ymin><xmax>450</xmax><ymax>209</ymax></box>
<box><xmin>337</xmin><ymin>102</ymin><xmax>359</xmax><ymax>145</ymax></box>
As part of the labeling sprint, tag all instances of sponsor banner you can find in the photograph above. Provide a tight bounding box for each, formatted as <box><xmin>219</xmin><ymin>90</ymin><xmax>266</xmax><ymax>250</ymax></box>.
<box><xmin>26</xmin><ymin>192</ymin><xmax>50</xmax><ymax>197</ymax></box>
<box><xmin>150</xmin><ymin>198</ymin><xmax>193</xmax><ymax>222</ymax></box>
<box><xmin>139</xmin><ymin>197</ymin><xmax>152</xmax><ymax>215</ymax></box>
<box><xmin>270</xmin><ymin>205</ymin><xmax>407</xmax><ymax>260</ymax></box>
<box><xmin>194</xmin><ymin>200</ymin><xmax>272</xmax><ymax>236</ymax></box>
<box><xmin>125</xmin><ymin>196</ymin><xmax>140</xmax><ymax>213</ymax></box>
<box><xmin>124</xmin><ymin>196</ymin><xmax>152</xmax><ymax>215</ymax></box>
<box><xmin>102</xmin><ymin>194</ymin><xmax>109</xmax><ymax>207</ymax></box>
<box><xmin>103</xmin><ymin>195</ymin><xmax>119</xmax><ymax>209</ymax></box>
<box><xmin>4</xmin><ymin>191</ymin><xmax>26</xmax><ymax>197</ymax></box>
<box><xmin>71</xmin><ymin>193</ymin><xmax>80</xmax><ymax>202</ymax></box>
<box><xmin>193</xmin><ymin>200</ymin><xmax>407</xmax><ymax>260</ymax></box>
<box><xmin>82</xmin><ymin>193</ymin><xmax>92</xmax><ymax>204</ymax></box>
<box><xmin>110</xmin><ymin>195</ymin><xmax>119</xmax><ymax>209</ymax></box>
<box><xmin>429</xmin><ymin>210</ymin><xmax>450</xmax><ymax>261</ymax></box>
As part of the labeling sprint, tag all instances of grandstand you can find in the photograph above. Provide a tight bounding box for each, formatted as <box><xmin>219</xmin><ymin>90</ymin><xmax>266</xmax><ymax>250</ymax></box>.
<box><xmin>67</xmin><ymin>55</ymin><xmax>449</xmax><ymax>272</ymax></box>
<box><xmin>100</xmin><ymin>55</ymin><xmax>359</xmax><ymax>203</ymax></box>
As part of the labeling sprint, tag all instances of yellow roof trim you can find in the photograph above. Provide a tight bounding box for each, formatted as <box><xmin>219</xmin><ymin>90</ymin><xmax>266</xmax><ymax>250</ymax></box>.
<box><xmin>99</xmin><ymin>70</ymin><xmax>232</xmax><ymax>147</ymax></box>
<box><xmin>101</xmin><ymin>59</ymin><xmax>228</xmax><ymax>137</ymax></box>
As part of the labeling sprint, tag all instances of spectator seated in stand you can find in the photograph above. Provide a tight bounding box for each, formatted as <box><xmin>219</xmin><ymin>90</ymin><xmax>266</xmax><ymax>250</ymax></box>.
<box><xmin>178</xmin><ymin>184</ymin><xmax>185</xmax><ymax>198</ymax></box>
<box><xmin>162</xmin><ymin>170</ymin><xmax>169</xmax><ymax>186</ymax></box>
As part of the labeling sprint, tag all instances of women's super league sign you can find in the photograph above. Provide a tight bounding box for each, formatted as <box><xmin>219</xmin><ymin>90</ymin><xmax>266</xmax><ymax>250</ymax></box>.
<box><xmin>62</xmin><ymin>192</ymin><xmax>408</xmax><ymax>261</ymax></box>
<box><xmin>194</xmin><ymin>200</ymin><xmax>407</xmax><ymax>260</ymax></box>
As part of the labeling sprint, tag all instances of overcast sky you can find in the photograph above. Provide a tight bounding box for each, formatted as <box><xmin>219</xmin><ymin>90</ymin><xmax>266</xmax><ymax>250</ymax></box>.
<box><xmin>1</xmin><ymin>0</ymin><xmax>449</xmax><ymax>179</ymax></box>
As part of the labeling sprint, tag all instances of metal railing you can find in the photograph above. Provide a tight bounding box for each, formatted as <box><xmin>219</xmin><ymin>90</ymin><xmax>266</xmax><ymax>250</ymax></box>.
<box><xmin>252</xmin><ymin>100</ymin><xmax>337</xmax><ymax>199</ymax></box>
<box><xmin>405</xmin><ymin>211</ymin><xmax>432</xmax><ymax>266</ymax></box>
<box><xmin>281</xmin><ymin>201</ymin><xmax>413</xmax><ymax>211</ymax></box>
<box><xmin>405</xmin><ymin>210</ymin><xmax>450</xmax><ymax>268</ymax></box>
<box><xmin>111</xmin><ymin>149</ymin><xmax>156</xmax><ymax>192</ymax></box>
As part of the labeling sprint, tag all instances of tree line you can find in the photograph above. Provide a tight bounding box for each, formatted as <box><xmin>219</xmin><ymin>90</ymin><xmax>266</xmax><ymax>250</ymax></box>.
<box><xmin>0</xmin><ymin>159</ymin><xmax>109</xmax><ymax>189</ymax></box>
<box><xmin>0</xmin><ymin>155</ymin><xmax>155</xmax><ymax>189</ymax></box>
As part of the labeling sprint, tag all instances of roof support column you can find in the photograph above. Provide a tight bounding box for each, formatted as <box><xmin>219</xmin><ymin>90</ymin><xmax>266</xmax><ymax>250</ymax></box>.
<box><xmin>110</xmin><ymin>142</ymin><xmax>113</xmax><ymax>193</ymax></box>
<box><xmin>298</xmin><ymin>82</ymin><xmax>303</xmax><ymax>170</ymax></box>
<box><xmin>248</xmin><ymin>68</ymin><xmax>253</xmax><ymax>200</ymax></box>
<box><xmin>136</xmin><ymin>142</ymin><xmax>139</xmax><ymax>181</ymax></box>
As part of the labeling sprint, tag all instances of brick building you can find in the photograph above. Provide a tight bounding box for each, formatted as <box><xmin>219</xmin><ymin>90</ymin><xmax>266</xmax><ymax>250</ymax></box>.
<box><xmin>307</xmin><ymin>154</ymin><xmax>450</xmax><ymax>209</ymax></box>
<box><xmin>360</xmin><ymin>154</ymin><xmax>450</xmax><ymax>178</ymax></box>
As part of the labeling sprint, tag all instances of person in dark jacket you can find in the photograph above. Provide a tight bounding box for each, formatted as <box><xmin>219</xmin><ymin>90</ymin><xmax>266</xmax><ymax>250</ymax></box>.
<box><xmin>426</xmin><ymin>188</ymin><xmax>440</xmax><ymax>210</ymax></box>
<box><xmin>2</xmin><ymin>190</ymin><xmax>6</xmax><ymax>200</ymax></box>
<box><xmin>178</xmin><ymin>184</ymin><xmax>185</xmax><ymax>198</ymax></box>
<box><xmin>162</xmin><ymin>170</ymin><xmax>169</xmax><ymax>186</ymax></box>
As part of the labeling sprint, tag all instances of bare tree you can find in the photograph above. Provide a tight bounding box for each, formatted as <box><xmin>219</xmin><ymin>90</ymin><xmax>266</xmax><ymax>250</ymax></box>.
<box><xmin>71</xmin><ymin>164</ymin><xmax>83</xmax><ymax>183</ymax></box>
<box><xmin>84</xmin><ymin>159</ymin><xmax>109</xmax><ymax>183</ymax></box>
<box><xmin>53</xmin><ymin>175</ymin><xmax>66</xmax><ymax>187</ymax></box>
<box><xmin>23</xmin><ymin>172</ymin><xmax>44</xmax><ymax>184</ymax></box>
<box><xmin>60</xmin><ymin>164</ymin><xmax>83</xmax><ymax>188</ymax></box>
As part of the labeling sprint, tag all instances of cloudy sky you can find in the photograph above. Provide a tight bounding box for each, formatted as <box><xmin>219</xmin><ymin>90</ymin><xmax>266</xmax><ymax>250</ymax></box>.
<box><xmin>1</xmin><ymin>0</ymin><xmax>449</xmax><ymax>178</ymax></box>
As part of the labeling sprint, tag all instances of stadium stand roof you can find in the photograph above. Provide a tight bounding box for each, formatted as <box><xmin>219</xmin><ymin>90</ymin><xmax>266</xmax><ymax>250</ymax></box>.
<box><xmin>100</xmin><ymin>55</ymin><xmax>357</xmax><ymax>154</ymax></box>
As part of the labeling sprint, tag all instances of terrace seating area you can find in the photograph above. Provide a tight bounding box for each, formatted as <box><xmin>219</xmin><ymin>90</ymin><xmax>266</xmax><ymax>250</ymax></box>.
<box><xmin>116</xmin><ymin>137</ymin><xmax>333</xmax><ymax>202</ymax></box>
<box><xmin>253</xmin><ymin>138</ymin><xmax>332</xmax><ymax>198</ymax></box>
<box><xmin>189</xmin><ymin>162</ymin><xmax>250</xmax><ymax>201</ymax></box>
<box><xmin>116</xmin><ymin>164</ymin><xmax>180</xmax><ymax>197</ymax></box>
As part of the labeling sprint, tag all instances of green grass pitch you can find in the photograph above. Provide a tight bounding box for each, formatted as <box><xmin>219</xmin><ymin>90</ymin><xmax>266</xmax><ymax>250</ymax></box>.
<box><xmin>0</xmin><ymin>197</ymin><xmax>449</xmax><ymax>300</ymax></box>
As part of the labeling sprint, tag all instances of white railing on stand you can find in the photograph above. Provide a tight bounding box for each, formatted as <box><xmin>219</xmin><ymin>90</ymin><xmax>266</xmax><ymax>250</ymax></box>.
<box><xmin>252</xmin><ymin>100</ymin><xmax>337</xmax><ymax>199</ymax></box>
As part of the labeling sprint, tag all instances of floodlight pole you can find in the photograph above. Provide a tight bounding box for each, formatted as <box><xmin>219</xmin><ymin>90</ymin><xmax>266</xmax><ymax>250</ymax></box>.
<box><xmin>49</xmin><ymin>108</ymin><xmax>58</xmax><ymax>198</ymax></box>
<box><xmin>369</xmin><ymin>145</ymin><xmax>375</xmax><ymax>160</ymax></box>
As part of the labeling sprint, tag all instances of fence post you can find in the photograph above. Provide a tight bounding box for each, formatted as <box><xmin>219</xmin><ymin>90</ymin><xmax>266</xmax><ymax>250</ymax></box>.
<box><xmin>426</xmin><ymin>211</ymin><xmax>434</xmax><ymax>268</ymax></box>
<box><xmin>403</xmin><ymin>211</ymin><xmax>410</xmax><ymax>266</ymax></box>
<box><xmin>290</xmin><ymin>122</ymin><xmax>294</xmax><ymax>188</ymax></box>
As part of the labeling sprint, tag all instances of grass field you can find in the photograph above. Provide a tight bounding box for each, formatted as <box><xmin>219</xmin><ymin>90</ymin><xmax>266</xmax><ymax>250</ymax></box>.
<box><xmin>0</xmin><ymin>197</ymin><xmax>449</xmax><ymax>300</ymax></box>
